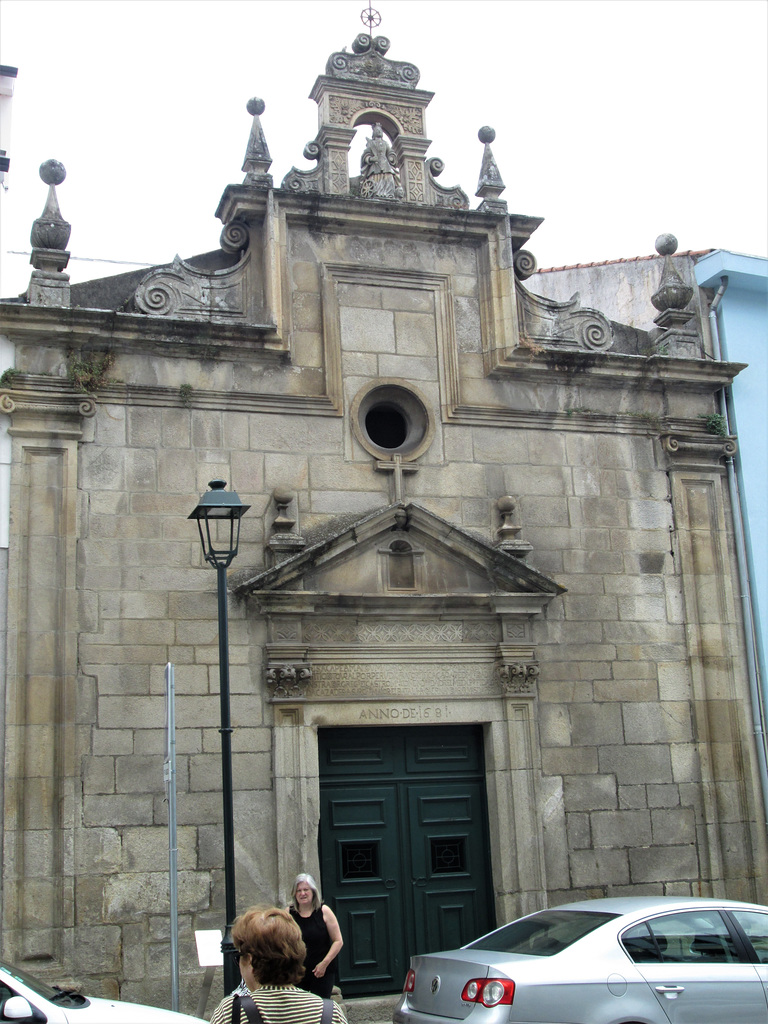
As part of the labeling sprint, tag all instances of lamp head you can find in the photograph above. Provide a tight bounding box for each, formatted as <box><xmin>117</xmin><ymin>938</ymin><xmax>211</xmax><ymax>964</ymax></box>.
<box><xmin>189</xmin><ymin>480</ymin><xmax>250</xmax><ymax>568</ymax></box>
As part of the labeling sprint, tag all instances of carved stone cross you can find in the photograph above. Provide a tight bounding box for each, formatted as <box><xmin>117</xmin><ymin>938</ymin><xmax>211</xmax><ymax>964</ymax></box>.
<box><xmin>375</xmin><ymin>454</ymin><xmax>418</xmax><ymax>503</ymax></box>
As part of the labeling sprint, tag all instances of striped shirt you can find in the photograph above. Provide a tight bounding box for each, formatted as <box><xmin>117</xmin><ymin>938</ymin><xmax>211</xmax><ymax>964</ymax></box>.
<box><xmin>209</xmin><ymin>985</ymin><xmax>347</xmax><ymax>1024</ymax></box>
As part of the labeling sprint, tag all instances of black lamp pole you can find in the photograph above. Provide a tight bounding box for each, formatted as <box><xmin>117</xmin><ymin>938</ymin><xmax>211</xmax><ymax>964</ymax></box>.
<box><xmin>189</xmin><ymin>480</ymin><xmax>250</xmax><ymax>994</ymax></box>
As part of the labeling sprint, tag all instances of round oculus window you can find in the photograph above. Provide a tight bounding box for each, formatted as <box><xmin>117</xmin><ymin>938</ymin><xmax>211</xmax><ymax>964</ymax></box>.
<box><xmin>351</xmin><ymin>381</ymin><xmax>434</xmax><ymax>460</ymax></box>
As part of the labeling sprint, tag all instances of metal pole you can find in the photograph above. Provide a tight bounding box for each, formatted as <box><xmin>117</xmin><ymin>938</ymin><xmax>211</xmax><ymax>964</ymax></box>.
<box><xmin>216</xmin><ymin>562</ymin><xmax>238</xmax><ymax>994</ymax></box>
<box><xmin>164</xmin><ymin>663</ymin><xmax>179</xmax><ymax>1011</ymax></box>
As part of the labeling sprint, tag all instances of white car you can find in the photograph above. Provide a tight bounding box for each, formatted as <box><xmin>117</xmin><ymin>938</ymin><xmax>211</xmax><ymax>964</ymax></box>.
<box><xmin>0</xmin><ymin>960</ymin><xmax>204</xmax><ymax>1023</ymax></box>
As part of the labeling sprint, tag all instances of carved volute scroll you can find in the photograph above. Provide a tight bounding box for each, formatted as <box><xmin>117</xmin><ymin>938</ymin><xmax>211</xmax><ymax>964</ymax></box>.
<box><xmin>516</xmin><ymin>282</ymin><xmax>615</xmax><ymax>352</ymax></box>
<box><xmin>134</xmin><ymin>253</ymin><xmax>251</xmax><ymax>321</ymax></box>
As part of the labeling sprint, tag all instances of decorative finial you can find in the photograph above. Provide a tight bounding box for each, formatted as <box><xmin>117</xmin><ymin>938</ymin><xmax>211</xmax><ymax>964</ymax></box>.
<box><xmin>242</xmin><ymin>97</ymin><xmax>273</xmax><ymax>188</ymax></box>
<box><xmin>649</xmin><ymin>233</ymin><xmax>697</xmax><ymax>355</ymax></box>
<box><xmin>40</xmin><ymin>159</ymin><xmax>66</xmax><ymax>187</ymax></box>
<box><xmin>496</xmin><ymin>495</ymin><xmax>532</xmax><ymax>559</ymax></box>
<box><xmin>272</xmin><ymin>488</ymin><xmax>296</xmax><ymax>534</ymax></box>
<box><xmin>475</xmin><ymin>127</ymin><xmax>507</xmax><ymax>213</ymax></box>
<box><xmin>655</xmin><ymin>232</ymin><xmax>678</xmax><ymax>257</ymax></box>
<box><xmin>28</xmin><ymin>159</ymin><xmax>71</xmax><ymax>306</ymax></box>
<box><xmin>651</xmin><ymin>233</ymin><xmax>693</xmax><ymax>313</ymax></box>
<box><xmin>31</xmin><ymin>160</ymin><xmax>71</xmax><ymax>251</ymax></box>
<box><xmin>361</xmin><ymin>2</ymin><xmax>381</xmax><ymax>29</ymax></box>
<box><xmin>266</xmin><ymin>487</ymin><xmax>305</xmax><ymax>565</ymax></box>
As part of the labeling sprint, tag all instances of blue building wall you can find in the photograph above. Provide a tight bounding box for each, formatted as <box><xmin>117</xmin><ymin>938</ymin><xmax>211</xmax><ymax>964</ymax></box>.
<box><xmin>695</xmin><ymin>250</ymin><xmax>768</xmax><ymax>696</ymax></box>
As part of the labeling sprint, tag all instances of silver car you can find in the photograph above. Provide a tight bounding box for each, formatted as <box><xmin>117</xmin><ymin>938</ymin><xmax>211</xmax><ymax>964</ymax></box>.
<box><xmin>393</xmin><ymin>896</ymin><xmax>768</xmax><ymax>1024</ymax></box>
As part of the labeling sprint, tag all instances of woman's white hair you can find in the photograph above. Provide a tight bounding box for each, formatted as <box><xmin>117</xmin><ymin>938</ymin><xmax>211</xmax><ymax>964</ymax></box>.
<box><xmin>291</xmin><ymin>872</ymin><xmax>321</xmax><ymax>911</ymax></box>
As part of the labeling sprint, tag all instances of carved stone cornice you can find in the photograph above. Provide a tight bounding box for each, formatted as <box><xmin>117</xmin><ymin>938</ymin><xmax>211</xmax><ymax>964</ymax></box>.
<box><xmin>0</xmin><ymin>303</ymin><xmax>284</xmax><ymax>362</ymax></box>
<box><xmin>660</xmin><ymin>433</ymin><xmax>737</xmax><ymax>471</ymax></box>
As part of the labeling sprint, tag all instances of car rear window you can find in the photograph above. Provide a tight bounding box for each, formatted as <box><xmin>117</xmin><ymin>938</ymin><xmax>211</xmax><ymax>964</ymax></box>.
<box><xmin>467</xmin><ymin>911</ymin><xmax>619</xmax><ymax>956</ymax></box>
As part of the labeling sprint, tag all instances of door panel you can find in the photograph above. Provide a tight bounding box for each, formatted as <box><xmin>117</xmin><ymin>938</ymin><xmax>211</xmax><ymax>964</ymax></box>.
<box><xmin>335</xmin><ymin>893</ymin><xmax>403</xmax><ymax>989</ymax></box>
<box><xmin>321</xmin><ymin>783</ymin><xmax>406</xmax><ymax>993</ymax></box>
<box><xmin>407</xmin><ymin>781</ymin><xmax>492</xmax><ymax>954</ymax></box>
<box><xmin>319</xmin><ymin>726</ymin><xmax>494</xmax><ymax>997</ymax></box>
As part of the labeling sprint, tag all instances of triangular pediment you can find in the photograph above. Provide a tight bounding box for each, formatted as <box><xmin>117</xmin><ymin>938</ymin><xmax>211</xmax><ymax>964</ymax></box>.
<box><xmin>235</xmin><ymin>502</ymin><xmax>564</xmax><ymax>607</ymax></box>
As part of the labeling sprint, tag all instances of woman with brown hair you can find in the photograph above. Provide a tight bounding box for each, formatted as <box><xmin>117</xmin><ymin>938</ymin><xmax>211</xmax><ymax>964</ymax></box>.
<box><xmin>209</xmin><ymin>906</ymin><xmax>347</xmax><ymax>1024</ymax></box>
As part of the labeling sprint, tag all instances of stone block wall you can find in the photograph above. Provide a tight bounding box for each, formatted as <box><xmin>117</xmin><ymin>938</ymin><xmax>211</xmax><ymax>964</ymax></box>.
<box><xmin>0</xmin><ymin>202</ymin><xmax>764</xmax><ymax>1012</ymax></box>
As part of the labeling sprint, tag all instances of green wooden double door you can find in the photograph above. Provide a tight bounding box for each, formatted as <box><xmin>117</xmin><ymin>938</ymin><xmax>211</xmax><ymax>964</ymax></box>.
<box><xmin>319</xmin><ymin>725</ymin><xmax>495</xmax><ymax>997</ymax></box>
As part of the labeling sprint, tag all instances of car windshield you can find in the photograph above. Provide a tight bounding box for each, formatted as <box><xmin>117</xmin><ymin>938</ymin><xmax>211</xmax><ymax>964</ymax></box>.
<box><xmin>0</xmin><ymin>960</ymin><xmax>59</xmax><ymax>999</ymax></box>
<box><xmin>467</xmin><ymin>910</ymin><xmax>620</xmax><ymax>956</ymax></box>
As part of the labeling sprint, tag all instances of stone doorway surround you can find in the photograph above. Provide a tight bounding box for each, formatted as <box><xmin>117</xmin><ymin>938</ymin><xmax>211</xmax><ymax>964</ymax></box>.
<box><xmin>234</xmin><ymin>501</ymin><xmax>565</xmax><ymax>926</ymax></box>
<box><xmin>272</xmin><ymin>693</ymin><xmax>546</xmax><ymax>932</ymax></box>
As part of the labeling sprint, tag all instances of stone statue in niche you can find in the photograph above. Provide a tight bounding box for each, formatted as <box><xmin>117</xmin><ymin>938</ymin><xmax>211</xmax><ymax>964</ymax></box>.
<box><xmin>360</xmin><ymin>123</ymin><xmax>404</xmax><ymax>200</ymax></box>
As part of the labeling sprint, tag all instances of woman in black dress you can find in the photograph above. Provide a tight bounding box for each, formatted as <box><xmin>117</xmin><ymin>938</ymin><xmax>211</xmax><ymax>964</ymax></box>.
<box><xmin>288</xmin><ymin>873</ymin><xmax>344</xmax><ymax>999</ymax></box>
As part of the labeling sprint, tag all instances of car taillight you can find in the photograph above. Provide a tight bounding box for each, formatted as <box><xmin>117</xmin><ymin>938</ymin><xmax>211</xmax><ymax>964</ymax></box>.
<box><xmin>461</xmin><ymin>978</ymin><xmax>515</xmax><ymax>1007</ymax></box>
<box><xmin>403</xmin><ymin>969</ymin><xmax>416</xmax><ymax>993</ymax></box>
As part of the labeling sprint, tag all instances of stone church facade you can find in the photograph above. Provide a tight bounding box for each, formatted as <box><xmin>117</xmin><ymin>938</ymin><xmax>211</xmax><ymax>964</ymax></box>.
<box><xmin>1</xmin><ymin>30</ymin><xmax>766</xmax><ymax>1013</ymax></box>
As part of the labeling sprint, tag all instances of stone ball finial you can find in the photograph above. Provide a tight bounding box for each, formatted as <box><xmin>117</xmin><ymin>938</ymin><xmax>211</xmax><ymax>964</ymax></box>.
<box><xmin>247</xmin><ymin>97</ymin><xmax>265</xmax><ymax>117</ymax></box>
<box><xmin>652</xmin><ymin>232</ymin><xmax>693</xmax><ymax>314</ymax></box>
<box><xmin>273</xmin><ymin>486</ymin><xmax>294</xmax><ymax>506</ymax></box>
<box><xmin>478</xmin><ymin>126</ymin><xmax>496</xmax><ymax>145</ymax></box>
<box><xmin>31</xmin><ymin>159</ymin><xmax>71</xmax><ymax>253</ymax></box>
<box><xmin>39</xmin><ymin>159</ymin><xmax>66</xmax><ymax>186</ymax></box>
<box><xmin>655</xmin><ymin>233</ymin><xmax>678</xmax><ymax>256</ymax></box>
<box><xmin>497</xmin><ymin>495</ymin><xmax>516</xmax><ymax>514</ymax></box>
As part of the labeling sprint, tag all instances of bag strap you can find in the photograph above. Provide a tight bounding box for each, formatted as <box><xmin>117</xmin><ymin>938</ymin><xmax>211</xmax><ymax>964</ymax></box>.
<box><xmin>234</xmin><ymin>992</ymin><xmax>333</xmax><ymax>1024</ymax></box>
<box><xmin>232</xmin><ymin>994</ymin><xmax>264</xmax><ymax>1024</ymax></box>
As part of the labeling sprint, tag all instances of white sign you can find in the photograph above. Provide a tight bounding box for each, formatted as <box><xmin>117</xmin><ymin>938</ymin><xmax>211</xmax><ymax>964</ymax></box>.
<box><xmin>195</xmin><ymin>929</ymin><xmax>224</xmax><ymax>967</ymax></box>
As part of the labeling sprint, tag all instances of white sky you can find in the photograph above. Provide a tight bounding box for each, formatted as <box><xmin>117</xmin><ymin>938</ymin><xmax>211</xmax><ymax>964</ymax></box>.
<box><xmin>1</xmin><ymin>0</ymin><xmax>766</xmax><ymax>299</ymax></box>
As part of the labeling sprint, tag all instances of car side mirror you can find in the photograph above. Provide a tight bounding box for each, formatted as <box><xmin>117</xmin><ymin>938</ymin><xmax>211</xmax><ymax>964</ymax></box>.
<box><xmin>2</xmin><ymin>994</ymin><xmax>40</xmax><ymax>1021</ymax></box>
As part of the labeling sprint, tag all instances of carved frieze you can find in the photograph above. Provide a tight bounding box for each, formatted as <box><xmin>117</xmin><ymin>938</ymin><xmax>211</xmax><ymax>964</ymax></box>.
<box><xmin>358</xmin><ymin>621</ymin><xmax>463</xmax><ymax>644</ymax></box>
<box><xmin>327</xmin><ymin>95</ymin><xmax>424</xmax><ymax>135</ymax></box>
<box><xmin>298</xmin><ymin>617</ymin><xmax>501</xmax><ymax>644</ymax></box>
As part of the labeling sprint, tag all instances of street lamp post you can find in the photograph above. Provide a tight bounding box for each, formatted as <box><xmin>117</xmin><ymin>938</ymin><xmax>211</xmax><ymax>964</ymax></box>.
<box><xmin>189</xmin><ymin>480</ymin><xmax>250</xmax><ymax>994</ymax></box>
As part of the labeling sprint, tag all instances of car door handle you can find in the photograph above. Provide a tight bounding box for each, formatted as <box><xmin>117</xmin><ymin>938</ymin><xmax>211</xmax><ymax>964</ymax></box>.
<box><xmin>655</xmin><ymin>985</ymin><xmax>685</xmax><ymax>998</ymax></box>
